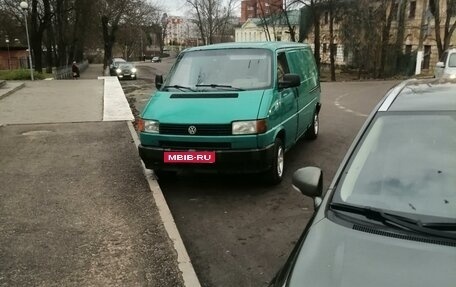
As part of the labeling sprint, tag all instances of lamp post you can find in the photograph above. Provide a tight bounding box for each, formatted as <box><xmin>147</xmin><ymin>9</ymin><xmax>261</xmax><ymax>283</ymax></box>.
<box><xmin>5</xmin><ymin>38</ymin><xmax>11</xmax><ymax>70</ymax></box>
<box><xmin>20</xmin><ymin>1</ymin><xmax>34</xmax><ymax>80</ymax></box>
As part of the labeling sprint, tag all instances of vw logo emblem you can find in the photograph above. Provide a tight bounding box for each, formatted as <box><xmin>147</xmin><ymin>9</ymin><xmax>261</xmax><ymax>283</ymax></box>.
<box><xmin>188</xmin><ymin>125</ymin><xmax>197</xmax><ymax>135</ymax></box>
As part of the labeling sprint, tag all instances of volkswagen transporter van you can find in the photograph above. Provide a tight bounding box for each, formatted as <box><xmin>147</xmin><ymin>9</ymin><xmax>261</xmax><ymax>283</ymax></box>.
<box><xmin>138</xmin><ymin>42</ymin><xmax>321</xmax><ymax>184</ymax></box>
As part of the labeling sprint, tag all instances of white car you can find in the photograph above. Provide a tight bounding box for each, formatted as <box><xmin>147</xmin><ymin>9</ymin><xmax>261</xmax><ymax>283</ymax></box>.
<box><xmin>434</xmin><ymin>48</ymin><xmax>456</xmax><ymax>79</ymax></box>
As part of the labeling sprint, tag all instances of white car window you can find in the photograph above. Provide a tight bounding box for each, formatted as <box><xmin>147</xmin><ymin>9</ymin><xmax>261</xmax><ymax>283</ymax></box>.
<box><xmin>448</xmin><ymin>53</ymin><xmax>456</xmax><ymax>67</ymax></box>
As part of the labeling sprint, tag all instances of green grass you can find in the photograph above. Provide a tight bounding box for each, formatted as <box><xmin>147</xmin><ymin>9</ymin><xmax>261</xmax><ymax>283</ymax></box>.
<box><xmin>0</xmin><ymin>69</ymin><xmax>51</xmax><ymax>80</ymax></box>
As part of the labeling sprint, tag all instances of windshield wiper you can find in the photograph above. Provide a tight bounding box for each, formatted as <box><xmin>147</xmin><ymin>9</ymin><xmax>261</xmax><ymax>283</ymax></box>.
<box><xmin>162</xmin><ymin>85</ymin><xmax>196</xmax><ymax>92</ymax></box>
<box><xmin>330</xmin><ymin>202</ymin><xmax>456</xmax><ymax>240</ymax></box>
<box><xmin>421</xmin><ymin>222</ymin><xmax>456</xmax><ymax>231</ymax></box>
<box><xmin>195</xmin><ymin>84</ymin><xmax>245</xmax><ymax>91</ymax></box>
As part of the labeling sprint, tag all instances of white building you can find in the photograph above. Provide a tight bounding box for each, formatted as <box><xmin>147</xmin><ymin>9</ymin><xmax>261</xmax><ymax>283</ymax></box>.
<box><xmin>235</xmin><ymin>11</ymin><xmax>347</xmax><ymax>66</ymax></box>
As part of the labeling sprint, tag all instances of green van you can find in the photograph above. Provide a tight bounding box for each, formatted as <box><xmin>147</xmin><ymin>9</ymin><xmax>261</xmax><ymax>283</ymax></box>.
<box><xmin>138</xmin><ymin>42</ymin><xmax>321</xmax><ymax>184</ymax></box>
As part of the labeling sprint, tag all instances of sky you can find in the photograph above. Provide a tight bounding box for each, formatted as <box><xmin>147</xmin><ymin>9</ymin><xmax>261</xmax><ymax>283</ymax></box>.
<box><xmin>163</xmin><ymin>0</ymin><xmax>187</xmax><ymax>16</ymax></box>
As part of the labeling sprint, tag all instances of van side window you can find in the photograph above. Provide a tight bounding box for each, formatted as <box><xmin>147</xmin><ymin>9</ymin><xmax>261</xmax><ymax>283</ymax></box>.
<box><xmin>277</xmin><ymin>52</ymin><xmax>290</xmax><ymax>82</ymax></box>
<box><xmin>286</xmin><ymin>49</ymin><xmax>308</xmax><ymax>83</ymax></box>
<box><xmin>303</xmin><ymin>49</ymin><xmax>319</xmax><ymax>88</ymax></box>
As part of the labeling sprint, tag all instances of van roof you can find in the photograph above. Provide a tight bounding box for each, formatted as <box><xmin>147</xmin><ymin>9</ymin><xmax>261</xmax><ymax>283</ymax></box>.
<box><xmin>184</xmin><ymin>41</ymin><xmax>310</xmax><ymax>52</ymax></box>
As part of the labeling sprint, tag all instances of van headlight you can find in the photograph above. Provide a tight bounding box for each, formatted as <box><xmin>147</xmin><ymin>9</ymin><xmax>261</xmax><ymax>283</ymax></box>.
<box><xmin>116</xmin><ymin>68</ymin><xmax>121</xmax><ymax>74</ymax></box>
<box><xmin>139</xmin><ymin>119</ymin><xmax>159</xmax><ymax>133</ymax></box>
<box><xmin>232</xmin><ymin>119</ymin><xmax>267</xmax><ymax>135</ymax></box>
<box><xmin>131</xmin><ymin>68</ymin><xmax>137</xmax><ymax>73</ymax></box>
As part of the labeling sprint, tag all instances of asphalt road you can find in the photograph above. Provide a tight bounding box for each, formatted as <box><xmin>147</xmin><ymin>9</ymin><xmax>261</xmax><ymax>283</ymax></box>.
<box><xmin>121</xmin><ymin>59</ymin><xmax>399</xmax><ymax>287</ymax></box>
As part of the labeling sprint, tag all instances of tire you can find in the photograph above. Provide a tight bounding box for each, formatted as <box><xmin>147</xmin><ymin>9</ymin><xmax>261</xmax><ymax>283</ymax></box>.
<box><xmin>265</xmin><ymin>138</ymin><xmax>285</xmax><ymax>185</ymax></box>
<box><xmin>305</xmin><ymin>112</ymin><xmax>319</xmax><ymax>140</ymax></box>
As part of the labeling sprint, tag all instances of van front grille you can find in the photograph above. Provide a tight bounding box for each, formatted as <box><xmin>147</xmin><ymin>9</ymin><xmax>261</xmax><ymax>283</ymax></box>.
<box><xmin>159</xmin><ymin>141</ymin><xmax>231</xmax><ymax>150</ymax></box>
<box><xmin>159</xmin><ymin>123</ymin><xmax>232</xmax><ymax>136</ymax></box>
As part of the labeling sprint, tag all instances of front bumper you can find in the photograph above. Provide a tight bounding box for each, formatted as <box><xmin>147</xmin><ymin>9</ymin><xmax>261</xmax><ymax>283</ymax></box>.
<box><xmin>138</xmin><ymin>144</ymin><xmax>275</xmax><ymax>173</ymax></box>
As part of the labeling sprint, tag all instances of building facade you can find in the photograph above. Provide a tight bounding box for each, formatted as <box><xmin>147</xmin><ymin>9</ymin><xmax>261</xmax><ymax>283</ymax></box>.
<box><xmin>236</xmin><ymin>0</ymin><xmax>456</xmax><ymax>73</ymax></box>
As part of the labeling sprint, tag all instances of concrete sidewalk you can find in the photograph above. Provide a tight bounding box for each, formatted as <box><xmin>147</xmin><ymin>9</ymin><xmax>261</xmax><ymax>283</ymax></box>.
<box><xmin>0</xmin><ymin>76</ymin><xmax>199</xmax><ymax>286</ymax></box>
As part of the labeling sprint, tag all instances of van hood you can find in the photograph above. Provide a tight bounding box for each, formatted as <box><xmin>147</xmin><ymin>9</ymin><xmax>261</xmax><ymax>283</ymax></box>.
<box><xmin>141</xmin><ymin>90</ymin><xmax>267</xmax><ymax>123</ymax></box>
<box><xmin>287</xmin><ymin>218</ymin><xmax>456</xmax><ymax>287</ymax></box>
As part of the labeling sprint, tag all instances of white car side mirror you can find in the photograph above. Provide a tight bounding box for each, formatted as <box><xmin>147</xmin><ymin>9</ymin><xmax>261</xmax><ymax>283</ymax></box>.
<box><xmin>436</xmin><ymin>61</ymin><xmax>445</xmax><ymax>68</ymax></box>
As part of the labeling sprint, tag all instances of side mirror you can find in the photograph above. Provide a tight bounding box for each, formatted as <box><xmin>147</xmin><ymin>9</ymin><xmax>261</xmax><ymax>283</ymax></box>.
<box><xmin>278</xmin><ymin>73</ymin><xmax>301</xmax><ymax>89</ymax></box>
<box><xmin>155</xmin><ymin>74</ymin><xmax>163</xmax><ymax>89</ymax></box>
<box><xmin>292</xmin><ymin>167</ymin><xmax>323</xmax><ymax>209</ymax></box>
<box><xmin>436</xmin><ymin>61</ymin><xmax>445</xmax><ymax>68</ymax></box>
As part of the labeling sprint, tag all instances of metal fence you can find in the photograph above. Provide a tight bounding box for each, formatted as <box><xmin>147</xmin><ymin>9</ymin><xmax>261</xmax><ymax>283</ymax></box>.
<box><xmin>52</xmin><ymin>60</ymin><xmax>89</xmax><ymax>79</ymax></box>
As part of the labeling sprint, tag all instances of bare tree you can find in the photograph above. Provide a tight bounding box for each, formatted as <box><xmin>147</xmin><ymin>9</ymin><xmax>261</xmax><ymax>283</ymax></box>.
<box><xmin>294</xmin><ymin>0</ymin><xmax>324</xmax><ymax>71</ymax></box>
<box><xmin>339</xmin><ymin>0</ymin><xmax>383</xmax><ymax>78</ymax></box>
<box><xmin>98</xmin><ymin>0</ymin><xmax>148</xmax><ymax>69</ymax></box>
<box><xmin>186</xmin><ymin>0</ymin><xmax>237</xmax><ymax>44</ymax></box>
<box><xmin>328</xmin><ymin>0</ymin><xmax>337</xmax><ymax>81</ymax></box>
<box><xmin>429</xmin><ymin>0</ymin><xmax>456</xmax><ymax>58</ymax></box>
<box><xmin>378</xmin><ymin>0</ymin><xmax>396</xmax><ymax>78</ymax></box>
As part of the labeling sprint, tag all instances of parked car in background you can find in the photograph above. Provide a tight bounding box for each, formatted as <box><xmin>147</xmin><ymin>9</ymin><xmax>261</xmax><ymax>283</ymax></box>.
<box><xmin>434</xmin><ymin>48</ymin><xmax>456</xmax><ymax>79</ymax></box>
<box><xmin>109</xmin><ymin>58</ymin><xmax>126</xmax><ymax>76</ymax></box>
<box><xmin>114</xmin><ymin>62</ymin><xmax>137</xmax><ymax>80</ymax></box>
<box><xmin>270</xmin><ymin>78</ymin><xmax>456</xmax><ymax>287</ymax></box>
<box><xmin>151</xmin><ymin>56</ymin><xmax>161</xmax><ymax>63</ymax></box>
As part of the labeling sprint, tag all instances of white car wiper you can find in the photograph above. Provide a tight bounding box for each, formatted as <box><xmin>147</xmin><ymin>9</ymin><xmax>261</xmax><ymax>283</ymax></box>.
<box><xmin>195</xmin><ymin>84</ymin><xmax>245</xmax><ymax>91</ymax></box>
<box><xmin>330</xmin><ymin>202</ymin><xmax>456</xmax><ymax>240</ymax></box>
<box><xmin>162</xmin><ymin>85</ymin><xmax>196</xmax><ymax>92</ymax></box>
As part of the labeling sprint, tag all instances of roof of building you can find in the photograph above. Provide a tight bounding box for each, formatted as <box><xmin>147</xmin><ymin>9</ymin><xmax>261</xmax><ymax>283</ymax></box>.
<box><xmin>184</xmin><ymin>41</ymin><xmax>310</xmax><ymax>52</ymax></box>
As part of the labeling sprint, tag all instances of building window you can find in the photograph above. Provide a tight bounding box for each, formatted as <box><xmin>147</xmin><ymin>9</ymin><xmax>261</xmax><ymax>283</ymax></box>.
<box><xmin>405</xmin><ymin>45</ymin><xmax>412</xmax><ymax>55</ymax></box>
<box><xmin>324</xmin><ymin>11</ymin><xmax>329</xmax><ymax>24</ymax></box>
<box><xmin>423</xmin><ymin>45</ymin><xmax>431</xmax><ymax>69</ymax></box>
<box><xmin>343</xmin><ymin>47</ymin><xmax>349</xmax><ymax>63</ymax></box>
<box><xmin>323</xmin><ymin>43</ymin><xmax>327</xmax><ymax>53</ymax></box>
<box><xmin>409</xmin><ymin>1</ymin><xmax>416</xmax><ymax>19</ymax></box>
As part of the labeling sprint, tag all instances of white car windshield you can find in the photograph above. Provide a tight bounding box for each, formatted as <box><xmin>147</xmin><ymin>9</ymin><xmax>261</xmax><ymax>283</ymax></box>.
<box><xmin>165</xmin><ymin>48</ymin><xmax>272</xmax><ymax>91</ymax></box>
<box><xmin>336</xmin><ymin>113</ymin><xmax>456</xmax><ymax>220</ymax></box>
<box><xmin>448</xmin><ymin>53</ymin><xmax>456</xmax><ymax>67</ymax></box>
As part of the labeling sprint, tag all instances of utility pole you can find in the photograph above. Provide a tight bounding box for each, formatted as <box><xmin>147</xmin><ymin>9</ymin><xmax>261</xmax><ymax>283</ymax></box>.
<box><xmin>416</xmin><ymin>0</ymin><xmax>429</xmax><ymax>75</ymax></box>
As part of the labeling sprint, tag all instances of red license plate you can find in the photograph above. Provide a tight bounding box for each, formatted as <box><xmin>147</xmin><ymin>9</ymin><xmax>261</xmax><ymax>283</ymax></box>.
<box><xmin>164</xmin><ymin>151</ymin><xmax>216</xmax><ymax>164</ymax></box>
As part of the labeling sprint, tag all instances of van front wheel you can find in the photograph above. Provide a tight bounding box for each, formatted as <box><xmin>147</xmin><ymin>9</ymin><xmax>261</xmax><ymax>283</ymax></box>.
<box><xmin>305</xmin><ymin>112</ymin><xmax>319</xmax><ymax>140</ymax></box>
<box><xmin>265</xmin><ymin>138</ymin><xmax>284</xmax><ymax>185</ymax></box>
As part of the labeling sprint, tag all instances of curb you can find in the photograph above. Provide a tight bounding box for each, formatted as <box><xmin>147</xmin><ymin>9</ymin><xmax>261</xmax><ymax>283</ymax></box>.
<box><xmin>126</xmin><ymin>122</ymin><xmax>201</xmax><ymax>287</ymax></box>
<box><xmin>0</xmin><ymin>82</ymin><xmax>25</xmax><ymax>100</ymax></box>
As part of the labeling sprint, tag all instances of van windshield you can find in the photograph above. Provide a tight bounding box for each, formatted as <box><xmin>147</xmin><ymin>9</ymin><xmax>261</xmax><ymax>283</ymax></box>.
<box><xmin>165</xmin><ymin>48</ymin><xmax>272</xmax><ymax>91</ymax></box>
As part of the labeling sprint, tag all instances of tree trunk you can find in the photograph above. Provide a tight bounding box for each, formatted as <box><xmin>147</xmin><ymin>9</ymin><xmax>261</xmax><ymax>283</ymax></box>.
<box><xmin>313</xmin><ymin>10</ymin><xmax>321</xmax><ymax>73</ymax></box>
<box><xmin>329</xmin><ymin>0</ymin><xmax>336</xmax><ymax>81</ymax></box>
<box><xmin>430</xmin><ymin>0</ymin><xmax>444</xmax><ymax>57</ymax></box>
<box><xmin>102</xmin><ymin>15</ymin><xmax>117</xmax><ymax>69</ymax></box>
<box><xmin>45</xmin><ymin>28</ymin><xmax>53</xmax><ymax>73</ymax></box>
<box><xmin>394</xmin><ymin>0</ymin><xmax>408</xmax><ymax>73</ymax></box>
<box><xmin>30</xmin><ymin>0</ymin><xmax>49</xmax><ymax>73</ymax></box>
<box><xmin>378</xmin><ymin>0</ymin><xmax>395</xmax><ymax>78</ymax></box>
